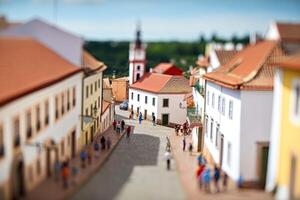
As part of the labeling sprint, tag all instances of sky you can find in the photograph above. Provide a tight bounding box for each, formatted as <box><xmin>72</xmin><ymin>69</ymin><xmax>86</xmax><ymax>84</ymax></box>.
<box><xmin>0</xmin><ymin>0</ymin><xmax>300</xmax><ymax>41</ymax></box>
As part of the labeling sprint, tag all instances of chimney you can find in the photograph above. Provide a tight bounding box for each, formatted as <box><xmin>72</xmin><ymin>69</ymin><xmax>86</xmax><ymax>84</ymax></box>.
<box><xmin>149</xmin><ymin>68</ymin><xmax>153</xmax><ymax>73</ymax></box>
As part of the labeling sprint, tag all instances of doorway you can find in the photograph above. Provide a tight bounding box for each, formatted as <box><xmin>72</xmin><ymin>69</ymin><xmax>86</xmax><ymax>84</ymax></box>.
<box><xmin>46</xmin><ymin>148</ymin><xmax>51</xmax><ymax>177</ymax></box>
<box><xmin>219</xmin><ymin>134</ymin><xmax>224</xmax><ymax>168</ymax></box>
<box><xmin>71</xmin><ymin>130</ymin><xmax>76</xmax><ymax>158</ymax></box>
<box><xmin>137</xmin><ymin>107</ymin><xmax>140</xmax><ymax>117</ymax></box>
<box><xmin>12</xmin><ymin>157</ymin><xmax>25</xmax><ymax>199</ymax></box>
<box><xmin>162</xmin><ymin>114</ymin><xmax>169</xmax><ymax>126</ymax></box>
<box><xmin>85</xmin><ymin>131</ymin><xmax>88</xmax><ymax>145</ymax></box>
<box><xmin>144</xmin><ymin>109</ymin><xmax>147</xmax><ymax>120</ymax></box>
<box><xmin>90</xmin><ymin>126</ymin><xmax>94</xmax><ymax>143</ymax></box>
<box><xmin>289</xmin><ymin>154</ymin><xmax>297</xmax><ymax>200</ymax></box>
<box><xmin>257</xmin><ymin>143</ymin><xmax>269</xmax><ymax>187</ymax></box>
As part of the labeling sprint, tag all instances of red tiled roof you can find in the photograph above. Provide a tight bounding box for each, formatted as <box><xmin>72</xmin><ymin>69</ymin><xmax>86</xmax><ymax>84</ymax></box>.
<box><xmin>215</xmin><ymin>50</ymin><xmax>238</xmax><ymax>65</ymax></box>
<box><xmin>102</xmin><ymin>100</ymin><xmax>111</xmax><ymax>114</ymax></box>
<box><xmin>0</xmin><ymin>37</ymin><xmax>81</xmax><ymax>106</ymax></box>
<box><xmin>272</xmin><ymin>54</ymin><xmax>300</xmax><ymax>70</ymax></box>
<box><xmin>203</xmin><ymin>41</ymin><xmax>285</xmax><ymax>90</ymax></box>
<box><xmin>130</xmin><ymin>73</ymin><xmax>191</xmax><ymax>94</ymax></box>
<box><xmin>276</xmin><ymin>22</ymin><xmax>300</xmax><ymax>43</ymax></box>
<box><xmin>83</xmin><ymin>50</ymin><xmax>107</xmax><ymax>71</ymax></box>
<box><xmin>152</xmin><ymin>63</ymin><xmax>183</xmax><ymax>74</ymax></box>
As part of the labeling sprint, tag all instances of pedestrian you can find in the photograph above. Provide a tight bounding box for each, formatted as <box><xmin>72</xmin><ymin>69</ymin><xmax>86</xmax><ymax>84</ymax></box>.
<box><xmin>87</xmin><ymin>145</ymin><xmax>93</xmax><ymax>165</ymax></box>
<box><xmin>93</xmin><ymin>141</ymin><xmax>100</xmax><ymax>158</ymax></box>
<box><xmin>138</xmin><ymin>112</ymin><xmax>143</xmax><ymax>124</ymax></box>
<box><xmin>164</xmin><ymin>150</ymin><xmax>172</xmax><ymax>170</ymax></box>
<box><xmin>182</xmin><ymin>136</ymin><xmax>186</xmax><ymax>151</ymax></box>
<box><xmin>71</xmin><ymin>165</ymin><xmax>79</xmax><ymax>186</ymax></box>
<box><xmin>214</xmin><ymin>165</ymin><xmax>221</xmax><ymax>192</ymax></box>
<box><xmin>188</xmin><ymin>143</ymin><xmax>193</xmax><ymax>155</ymax></box>
<box><xmin>106</xmin><ymin>136</ymin><xmax>111</xmax><ymax>149</ymax></box>
<box><xmin>61</xmin><ymin>160</ymin><xmax>70</xmax><ymax>189</ymax></box>
<box><xmin>152</xmin><ymin>114</ymin><xmax>156</xmax><ymax>126</ymax></box>
<box><xmin>130</xmin><ymin>110</ymin><xmax>134</xmax><ymax>119</ymax></box>
<box><xmin>116</xmin><ymin>121</ymin><xmax>121</xmax><ymax>133</ymax></box>
<box><xmin>100</xmin><ymin>136</ymin><xmax>106</xmax><ymax>150</ymax></box>
<box><xmin>202</xmin><ymin>166</ymin><xmax>211</xmax><ymax>193</ymax></box>
<box><xmin>126</xmin><ymin>126</ymin><xmax>131</xmax><ymax>138</ymax></box>
<box><xmin>113</xmin><ymin>119</ymin><xmax>117</xmax><ymax>131</ymax></box>
<box><xmin>175</xmin><ymin>125</ymin><xmax>179</xmax><ymax>136</ymax></box>
<box><xmin>166</xmin><ymin>136</ymin><xmax>171</xmax><ymax>151</ymax></box>
<box><xmin>54</xmin><ymin>160</ymin><xmax>61</xmax><ymax>181</ymax></box>
<box><xmin>222</xmin><ymin>172</ymin><xmax>228</xmax><ymax>191</ymax></box>
<box><xmin>196</xmin><ymin>164</ymin><xmax>205</xmax><ymax>189</ymax></box>
<box><xmin>80</xmin><ymin>148</ymin><xmax>87</xmax><ymax>168</ymax></box>
<box><xmin>121</xmin><ymin>120</ymin><xmax>125</xmax><ymax>131</ymax></box>
<box><xmin>237</xmin><ymin>174</ymin><xmax>244</xmax><ymax>189</ymax></box>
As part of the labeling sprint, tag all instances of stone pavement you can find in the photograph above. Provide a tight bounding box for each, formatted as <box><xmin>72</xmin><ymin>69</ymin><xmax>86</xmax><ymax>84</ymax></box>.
<box><xmin>72</xmin><ymin>108</ymin><xmax>185</xmax><ymax>200</ymax></box>
<box><xmin>25</xmin><ymin>125</ymin><xmax>125</xmax><ymax>200</ymax></box>
<box><xmin>170</xmin><ymin>134</ymin><xmax>274</xmax><ymax>200</ymax></box>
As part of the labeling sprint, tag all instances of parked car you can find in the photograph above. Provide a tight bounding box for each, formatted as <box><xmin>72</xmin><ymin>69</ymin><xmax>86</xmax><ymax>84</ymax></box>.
<box><xmin>119</xmin><ymin>100</ymin><xmax>128</xmax><ymax>110</ymax></box>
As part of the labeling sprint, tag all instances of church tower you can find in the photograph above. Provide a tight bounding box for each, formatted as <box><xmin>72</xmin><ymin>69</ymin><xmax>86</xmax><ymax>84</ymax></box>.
<box><xmin>129</xmin><ymin>23</ymin><xmax>146</xmax><ymax>85</ymax></box>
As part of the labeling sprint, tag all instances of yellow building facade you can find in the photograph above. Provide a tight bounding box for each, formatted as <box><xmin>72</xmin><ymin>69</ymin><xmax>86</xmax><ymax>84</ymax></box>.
<box><xmin>274</xmin><ymin>55</ymin><xmax>300</xmax><ymax>200</ymax></box>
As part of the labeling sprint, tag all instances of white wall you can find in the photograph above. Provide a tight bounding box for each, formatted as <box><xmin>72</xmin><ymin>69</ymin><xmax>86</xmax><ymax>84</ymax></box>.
<box><xmin>129</xmin><ymin>43</ymin><xmax>146</xmax><ymax>85</ymax></box>
<box><xmin>0</xmin><ymin>73</ymin><xmax>82</xmax><ymax>184</ymax></box>
<box><xmin>207</xmin><ymin>50</ymin><xmax>221</xmax><ymax>73</ymax></box>
<box><xmin>266</xmin><ymin>69</ymin><xmax>283</xmax><ymax>191</ymax></box>
<box><xmin>0</xmin><ymin>19</ymin><xmax>83</xmax><ymax>66</ymax></box>
<box><xmin>265</xmin><ymin>22</ymin><xmax>280</xmax><ymax>40</ymax></box>
<box><xmin>157</xmin><ymin>94</ymin><xmax>187</xmax><ymax>125</ymax></box>
<box><xmin>240</xmin><ymin>90</ymin><xmax>273</xmax><ymax>181</ymax></box>
<box><xmin>204</xmin><ymin>81</ymin><xmax>241</xmax><ymax>180</ymax></box>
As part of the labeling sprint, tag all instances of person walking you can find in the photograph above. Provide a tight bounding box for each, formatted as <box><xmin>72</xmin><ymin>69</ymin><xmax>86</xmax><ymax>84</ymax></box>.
<box><xmin>113</xmin><ymin>119</ymin><xmax>117</xmax><ymax>131</ymax></box>
<box><xmin>121</xmin><ymin>120</ymin><xmax>125</xmax><ymax>131</ymax></box>
<box><xmin>182</xmin><ymin>136</ymin><xmax>186</xmax><ymax>151</ymax></box>
<box><xmin>80</xmin><ymin>148</ymin><xmax>87</xmax><ymax>169</ymax></box>
<box><xmin>214</xmin><ymin>165</ymin><xmax>221</xmax><ymax>192</ymax></box>
<box><xmin>138</xmin><ymin>112</ymin><xmax>143</xmax><ymax>124</ymax></box>
<box><xmin>166</xmin><ymin>136</ymin><xmax>171</xmax><ymax>151</ymax></box>
<box><xmin>202</xmin><ymin>166</ymin><xmax>211</xmax><ymax>193</ymax></box>
<box><xmin>188</xmin><ymin>142</ymin><xmax>193</xmax><ymax>155</ymax></box>
<box><xmin>196</xmin><ymin>164</ymin><xmax>205</xmax><ymax>189</ymax></box>
<box><xmin>152</xmin><ymin>114</ymin><xmax>156</xmax><ymax>126</ymax></box>
<box><xmin>222</xmin><ymin>171</ymin><xmax>228</xmax><ymax>191</ymax></box>
<box><xmin>61</xmin><ymin>160</ymin><xmax>70</xmax><ymax>189</ymax></box>
<box><xmin>54</xmin><ymin>160</ymin><xmax>61</xmax><ymax>181</ymax></box>
<box><xmin>106</xmin><ymin>136</ymin><xmax>111</xmax><ymax>149</ymax></box>
<box><xmin>164</xmin><ymin>150</ymin><xmax>172</xmax><ymax>170</ymax></box>
<box><xmin>126</xmin><ymin>126</ymin><xmax>131</xmax><ymax>138</ymax></box>
<box><xmin>100</xmin><ymin>136</ymin><xmax>106</xmax><ymax>150</ymax></box>
<box><xmin>175</xmin><ymin>125</ymin><xmax>179</xmax><ymax>136</ymax></box>
<box><xmin>93</xmin><ymin>141</ymin><xmax>100</xmax><ymax>158</ymax></box>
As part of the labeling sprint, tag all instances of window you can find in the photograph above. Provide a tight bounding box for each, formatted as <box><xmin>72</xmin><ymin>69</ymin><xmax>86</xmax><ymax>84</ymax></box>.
<box><xmin>86</xmin><ymin>86</ymin><xmax>89</xmax><ymax>98</ymax></box>
<box><xmin>221</xmin><ymin>98</ymin><xmax>225</xmax><ymax>115</ymax></box>
<box><xmin>212</xmin><ymin>93</ymin><xmax>215</xmax><ymax>108</ymax></box>
<box><xmin>163</xmin><ymin>99</ymin><xmax>169</xmax><ymax>107</ymax></box>
<box><xmin>215</xmin><ymin>124</ymin><xmax>219</xmax><ymax>147</ymax></box>
<box><xmin>98</xmin><ymin>96</ymin><xmax>100</xmax><ymax>108</ymax></box>
<box><xmin>229</xmin><ymin>100</ymin><xmax>233</xmax><ymax>119</ymax></box>
<box><xmin>218</xmin><ymin>96</ymin><xmax>221</xmax><ymax>112</ymax></box>
<box><xmin>145</xmin><ymin>96</ymin><xmax>148</xmax><ymax>104</ymax></box>
<box><xmin>152</xmin><ymin>97</ymin><xmax>155</xmax><ymax>106</ymax></box>
<box><xmin>91</xmin><ymin>84</ymin><xmax>93</xmax><ymax>95</ymax></box>
<box><xmin>294</xmin><ymin>82</ymin><xmax>300</xmax><ymax>116</ymax></box>
<box><xmin>210</xmin><ymin>119</ymin><xmax>213</xmax><ymax>141</ymax></box>
<box><xmin>72</xmin><ymin>87</ymin><xmax>76</xmax><ymax>107</ymax></box>
<box><xmin>36</xmin><ymin>105</ymin><xmax>41</xmax><ymax>131</ymax></box>
<box><xmin>26</xmin><ymin>111</ymin><xmax>32</xmax><ymax>139</ymax></box>
<box><xmin>95</xmin><ymin>82</ymin><xmax>97</xmax><ymax>92</ymax></box>
<box><xmin>227</xmin><ymin>142</ymin><xmax>232</xmax><ymax>166</ymax></box>
<box><xmin>137</xmin><ymin>94</ymin><xmax>140</xmax><ymax>102</ymax></box>
<box><xmin>137</xmin><ymin>65</ymin><xmax>140</xmax><ymax>70</ymax></box>
<box><xmin>207</xmin><ymin>91</ymin><xmax>210</xmax><ymax>105</ymax></box>
<box><xmin>0</xmin><ymin>125</ymin><xmax>4</xmax><ymax>158</ymax></box>
<box><xmin>98</xmin><ymin>79</ymin><xmax>100</xmax><ymax>88</ymax></box>
<box><xmin>67</xmin><ymin>90</ymin><xmax>70</xmax><ymax>111</ymax></box>
<box><xmin>90</xmin><ymin>104</ymin><xmax>93</xmax><ymax>116</ymax></box>
<box><xmin>131</xmin><ymin>92</ymin><xmax>133</xmax><ymax>100</ymax></box>
<box><xmin>205</xmin><ymin>116</ymin><xmax>208</xmax><ymax>135</ymax></box>
<box><xmin>61</xmin><ymin>93</ymin><xmax>65</xmax><ymax>115</ymax></box>
<box><xmin>37</xmin><ymin>158</ymin><xmax>41</xmax><ymax>175</ymax></box>
<box><xmin>55</xmin><ymin>96</ymin><xmax>59</xmax><ymax>119</ymax></box>
<box><xmin>14</xmin><ymin>118</ymin><xmax>20</xmax><ymax>147</ymax></box>
<box><xmin>45</xmin><ymin>100</ymin><xmax>49</xmax><ymax>126</ymax></box>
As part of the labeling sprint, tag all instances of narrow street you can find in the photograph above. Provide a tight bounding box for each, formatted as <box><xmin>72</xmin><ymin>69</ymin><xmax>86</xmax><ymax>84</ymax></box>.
<box><xmin>71</xmin><ymin>107</ymin><xmax>185</xmax><ymax>200</ymax></box>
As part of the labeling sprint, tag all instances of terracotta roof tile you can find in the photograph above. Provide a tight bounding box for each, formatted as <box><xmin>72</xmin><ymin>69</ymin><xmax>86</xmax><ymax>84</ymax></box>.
<box><xmin>272</xmin><ymin>54</ymin><xmax>300</xmax><ymax>70</ymax></box>
<box><xmin>215</xmin><ymin>50</ymin><xmax>238</xmax><ymax>65</ymax></box>
<box><xmin>276</xmin><ymin>22</ymin><xmax>300</xmax><ymax>43</ymax></box>
<box><xmin>102</xmin><ymin>100</ymin><xmax>111</xmax><ymax>114</ymax></box>
<box><xmin>83</xmin><ymin>50</ymin><xmax>106</xmax><ymax>71</ymax></box>
<box><xmin>0</xmin><ymin>37</ymin><xmax>81</xmax><ymax>106</ymax></box>
<box><xmin>130</xmin><ymin>73</ymin><xmax>191</xmax><ymax>94</ymax></box>
<box><xmin>203</xmin><ymin>41</ymin><xmax>285</xmax><ymax>90</ymax></box>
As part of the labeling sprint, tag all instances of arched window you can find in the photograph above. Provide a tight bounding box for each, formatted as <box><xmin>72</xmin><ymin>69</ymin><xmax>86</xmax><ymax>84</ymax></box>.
<box><xmin>136</xmin><ymin>73</ymin><xmax>140</xmax><ymax>81</ymax></box>
<box><xmin>137</xmin><ymin>65</ymin><xmax>140</xmax><ymax>70</ymax></box>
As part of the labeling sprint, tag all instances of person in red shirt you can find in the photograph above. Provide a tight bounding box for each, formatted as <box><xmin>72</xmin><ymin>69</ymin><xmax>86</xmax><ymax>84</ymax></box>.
<box><xmin>196</xmin><ymin>164</ymin><xmax>205</xmax><ymax>189</ymax></box>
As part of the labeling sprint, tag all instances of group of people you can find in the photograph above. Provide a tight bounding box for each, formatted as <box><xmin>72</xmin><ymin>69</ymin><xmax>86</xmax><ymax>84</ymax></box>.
<box><xmin>195</xmin><ymin>154</ymin><xmax>228</xmax><ymax>193</ymax></box>
<box><xmin>174</xmin><ymin>121</ymin><xmax>190</xmax><ymax>136</ymax></box>
<box><xmin>113</xmin><ymin>119</ymin><xmax>126</xmax><ymax>133</ymax></box>
<box><xmin>54</xmin><ymin>159</ymin><xmax>79</xmax><ymax>189</ymax></box>
<box><xmin>129</xmin><ymin>110</ymin><xmax>157</xmax><ymax>126</ymax></box>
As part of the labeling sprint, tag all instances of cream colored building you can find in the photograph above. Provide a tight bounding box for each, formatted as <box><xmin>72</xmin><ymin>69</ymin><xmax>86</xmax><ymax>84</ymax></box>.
<box><xmin>0</xmin><ymin>38</ymin><xmax>82</xmax><ymax>199</ymax></box>
<box><xmin>80</xmin><ymin>51</ymin><xmax>107</xmax><ymax>147</ymax></box>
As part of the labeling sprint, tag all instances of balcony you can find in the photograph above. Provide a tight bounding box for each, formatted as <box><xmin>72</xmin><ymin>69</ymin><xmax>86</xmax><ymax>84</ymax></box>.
<box><xmin>194</xmin><ymin>82</ymin><xmax>205</xmax><ymax>96</ymax></box>
<box><xmin>187</xmin><ymin>107</ymin><xmax>202</xmax><ymax>124</ymax></box>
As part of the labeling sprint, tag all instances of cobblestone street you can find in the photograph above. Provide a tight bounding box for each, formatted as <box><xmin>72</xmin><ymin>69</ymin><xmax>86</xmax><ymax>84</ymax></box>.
<box><xmin>71</xmin><ymin>107</ymin><xmax>185</xmax><ymax>200</ymax></box>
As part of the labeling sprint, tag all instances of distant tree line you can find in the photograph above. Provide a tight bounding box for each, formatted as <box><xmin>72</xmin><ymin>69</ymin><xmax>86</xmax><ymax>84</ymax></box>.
<box><xmin>84</xmin><ymin>34</ymin><xmax>249</xmax><ymax>78</ymax></box>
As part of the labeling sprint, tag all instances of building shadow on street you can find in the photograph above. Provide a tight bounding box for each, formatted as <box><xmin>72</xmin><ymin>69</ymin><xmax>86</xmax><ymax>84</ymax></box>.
<box><xmin>71</xmin><ymin>131</ymin><xmax>160</xmax><ymax>200</ymax></box>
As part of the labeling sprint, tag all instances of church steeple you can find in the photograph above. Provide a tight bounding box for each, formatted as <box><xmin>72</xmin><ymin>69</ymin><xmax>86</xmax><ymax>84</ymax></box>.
<box><xmin>129</xmin><ymin>22</ymin><xmax>146</xmax><ymax>85</ymax></box>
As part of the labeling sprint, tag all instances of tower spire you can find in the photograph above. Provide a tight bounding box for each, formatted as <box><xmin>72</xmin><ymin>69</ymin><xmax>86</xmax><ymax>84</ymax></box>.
<box><xmin>135</xmin><ymin>21</ymin><xmax>142</xmax><ymax>48</ymax></box>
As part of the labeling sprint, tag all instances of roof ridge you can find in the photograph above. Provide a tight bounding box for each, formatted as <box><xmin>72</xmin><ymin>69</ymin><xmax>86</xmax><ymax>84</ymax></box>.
<box><xmin>158</xmin><ymin>75</ymin><xmax>174</xmax><ymax>92</ymax></box>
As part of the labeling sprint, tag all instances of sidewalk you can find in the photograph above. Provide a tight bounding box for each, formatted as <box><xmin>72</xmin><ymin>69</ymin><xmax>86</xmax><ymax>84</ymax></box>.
<box><xmin>170</xmin><ymin>134</ymin><xmax>273</xmax><ymax>200</ymax></box>
<box><xmin>25</xmin><ymin>125</ymin><xmax>125</xmax><ymax>200</ymax></box>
